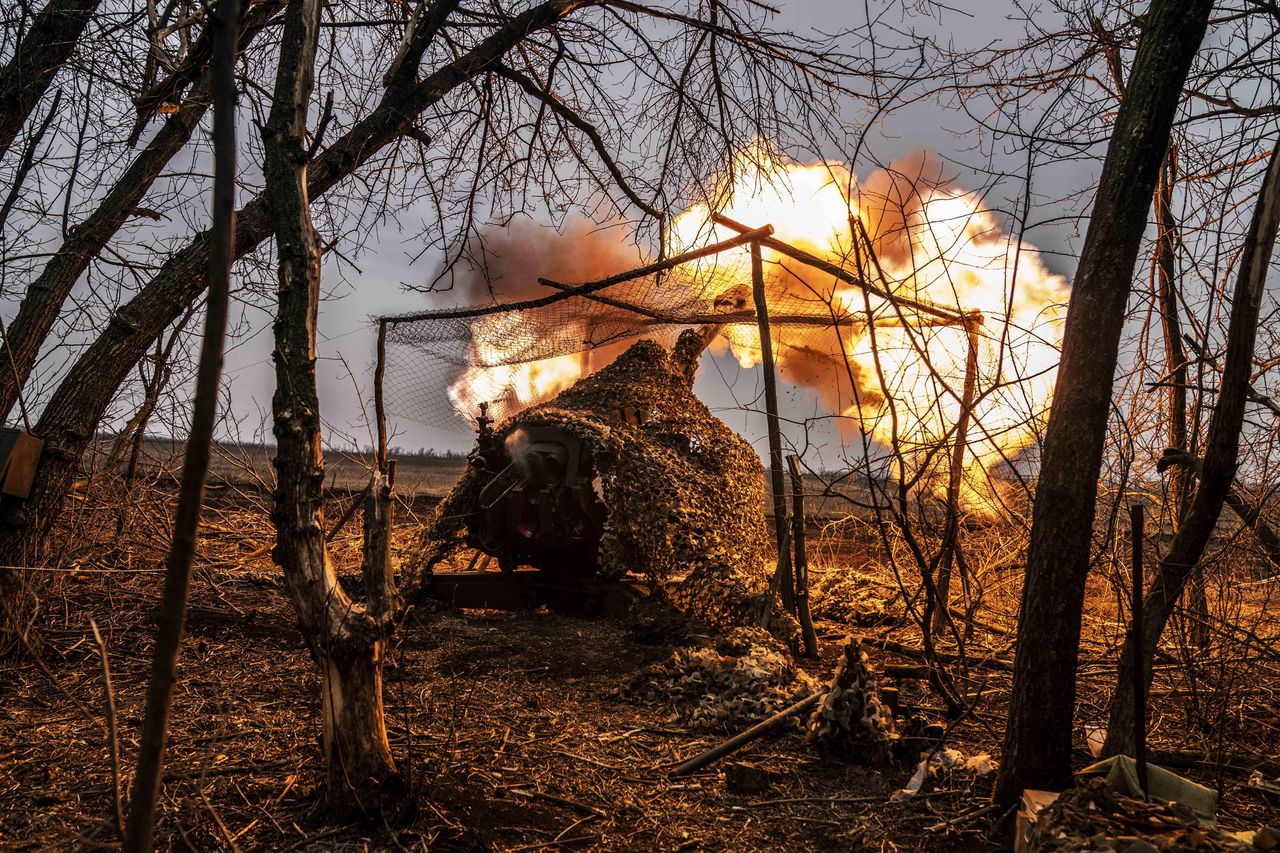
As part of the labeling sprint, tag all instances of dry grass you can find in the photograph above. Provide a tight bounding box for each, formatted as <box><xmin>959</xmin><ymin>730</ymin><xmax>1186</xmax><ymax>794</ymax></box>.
<box><xmin>1</xmin><ymin>467</ymin><xmax>1278</xmax><ymax>851</ymax></box>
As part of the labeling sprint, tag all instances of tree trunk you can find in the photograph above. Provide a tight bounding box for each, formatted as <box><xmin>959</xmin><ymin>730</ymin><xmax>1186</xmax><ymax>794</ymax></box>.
<box><xmin>1153</xmin><ymin>149</ymin><xmax>1210</xmax><ymax>649</ymax></box>
<box><xmin>264</xmin><ymin>0</ymin><xmax>403</xmax><ymax>815</ymax></box>
<box><xmin>0</xmin><ymin>0</ymin><xmax>101</xmax><ymax>162</ymax></box>
<box><xmin>1155</xmin><ymin>151</ymin><xmax>1191</xmax><ymax>522</ymax></box>
<box><xmin>1103</xmin><ymin>141</ymin><xmax>1280</xmax><ymax>758</ymax></box>
<box><xmin>993</xmin><ymin>0</ymin><xmax>1214</xmax><ymax>805</ymax></box>
<box><xmin>0</xmin><ymin>0</ymin><xmax>578</xmax><ymax>579</ymax></box>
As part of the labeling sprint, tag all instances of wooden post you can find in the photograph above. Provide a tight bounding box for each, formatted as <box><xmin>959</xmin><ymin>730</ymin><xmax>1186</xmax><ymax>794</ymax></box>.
<box><xmin>375</xmin><ymin>318</ymin><xmax>388</xmax><ymax>474</ymax></box>
<box><xmin>931</xmin><ymin>315</ymin><xmax>981</xmax><ymax>637</ymax></box>
<box><xmin>751</xmin><ymin>240</ymin><xmax>794</xmax><ymax>612</ymax></box>
<box><xmin>1131</xmin><ymin>502</ymin><xmax>1148</xmax><ymax>797</ymax></box>
<box><xmin>787</xmin><ymin>454</ymin><xmax>818</xmax><ymax>658</ymax></box>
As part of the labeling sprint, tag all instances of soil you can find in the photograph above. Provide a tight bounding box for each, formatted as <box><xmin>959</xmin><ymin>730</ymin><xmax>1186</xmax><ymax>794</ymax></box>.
<box><xmin>1</xmin><ymin>472</ymin><xmax>1277</xmax><ymax>851</ymax></box>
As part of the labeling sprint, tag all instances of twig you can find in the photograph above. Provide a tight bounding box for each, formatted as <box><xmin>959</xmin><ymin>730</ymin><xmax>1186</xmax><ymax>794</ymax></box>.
<box><xmin>508</xmin><ymin>787</ymin><xmax>606</xmax><ymax>817</ymax></box>
<box><xmin>88</xmin><ymin>618</ymin><xmax>124</xmax><ymax>839</ymax></box>
<box><xmin>925</xmin><ymin>802</ymin><xmax>1000</xmax><ymax>833</ymax></box>
<box><xmin>305</xmin><ymin>90</ymin><xmax>334</xmax><ymax>161</ymax></box>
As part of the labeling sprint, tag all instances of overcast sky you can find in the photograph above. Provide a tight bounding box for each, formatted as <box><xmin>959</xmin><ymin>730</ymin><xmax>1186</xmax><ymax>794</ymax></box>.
<box><xmin>207</xmin><ymin>1</ymin><xmax>1091</xmax><ymax>465</ymax></box>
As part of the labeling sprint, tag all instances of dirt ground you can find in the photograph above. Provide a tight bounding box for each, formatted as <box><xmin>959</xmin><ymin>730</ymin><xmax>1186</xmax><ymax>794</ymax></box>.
<box><xmin>1</xmin><ymin>470</ymin><xmax>1278</xmax><ymax>851</ymax></box>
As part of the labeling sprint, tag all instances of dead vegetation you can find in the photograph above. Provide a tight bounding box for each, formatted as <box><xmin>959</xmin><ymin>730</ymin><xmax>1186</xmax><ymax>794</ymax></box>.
<box><xmin>1</xmin><ymin>472</ymin><xmax>1277</xmax><ymax>851</ymax></box>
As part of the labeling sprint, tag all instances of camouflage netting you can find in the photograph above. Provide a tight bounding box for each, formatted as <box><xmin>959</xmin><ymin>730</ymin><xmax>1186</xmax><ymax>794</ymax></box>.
<box><xmin>379</xmin><ymin>257</ymin><xmax>870</xmax><ymax>435</ymax></box>
<box><xmin>411</xmin><ymin>332</ymin><xmax>799</xmax><ymax>646</ymax></box>
<box><xmin>809</xmin><ymin>568</ymin><xmax>905</xmax><ymax>627</ymax></box>
<box><xmin>806</xmin><ymin>635</ymin><xmax>897</xmax><ymax>765</ymax></box>
<box><xmin>622</xmin><ymin>626</ymin><xmax>817</xmax><ymax>731</ymax></box>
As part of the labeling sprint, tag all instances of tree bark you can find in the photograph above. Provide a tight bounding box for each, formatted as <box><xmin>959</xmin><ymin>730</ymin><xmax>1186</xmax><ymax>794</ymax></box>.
<box><xmin>993</xmin><ymin>0</ymin><xmax>1214</xmax><ymax>805</ymax></box>
<box><xmin>0</xmin><ymin>0</ymin><xmax>580</xmax><ymax>576</ymax></box>
<box><xmin>121</xmin><ymin>0</ymin><xmax>239</xmax><ymax>847</ymax></box>
<box><xmin>1103</xmin><ymin>141</ymin><xmax>1280</xmax><ymax>758</ymax></box>
<box><xmin>0</xmin><ymin>0</ymin><xmax>282</xmax><ymax>425</ymax></box>
<box><xmin>1155</xmin><ymin>152</ymin><xmax>1191</xmax><ymax>522</ymax></box>
<box><xmin>264</xmin><ymin>0</ymin><xmax>403</xmax><ymax>814</ymax></box>
<box><xmin>0</xmin><ymin>0</ymin><xmax>101</xmax><ymax>162</ymax></box>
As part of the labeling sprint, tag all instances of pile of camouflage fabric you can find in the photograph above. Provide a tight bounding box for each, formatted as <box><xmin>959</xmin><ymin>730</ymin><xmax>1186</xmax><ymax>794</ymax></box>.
<box><xmin>622</xmin><ymin>627</ymin><xmax>816</xmax><ymax>731</ymax></box>
<box><xmin>806</xmin><ymin>636</ymin><xmax>897</xmax><ymax>765</ymax></box>
<box><xmin>809</xmin><ymin>569</ymin><xmax>905</xmax><ymax>628</ymax></box>
<box><xmin>411</xmin><ymin>330</ymin><xmax>798</xmax><ymax>647</ymax></box>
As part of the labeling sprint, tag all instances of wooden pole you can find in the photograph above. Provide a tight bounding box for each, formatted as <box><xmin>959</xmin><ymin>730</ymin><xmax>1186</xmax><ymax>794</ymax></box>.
<box><xmin>1131</xmin><ymin>502</ymin><xmax>1148</xmax><ymax>797</ymax></box>
<box><xmin>787</xmin><ymin>454</ymin><xmax>818</xmax><ymax>658</ymax></box>
<box><xmin>384</xmin><ymin>225</ymin><xmax>774</xmax><ymax>324</ymax></box>
<box><xmin>751</xmin><ymin>240</ymin><xmax>794</xmax><ymax>612</ymax></box>
<box><xmin>714</xmin><ymin>212</ymin><xmax>966</xmax><ymax>324</ymax></box>
<box><xmin>375</xmin><ymin>318</ymin><xmax>388</xmax><ymax>473</ymax></box>
<box><xmin>932</xmin><ymin>319</ymin><xmax>981</xmax><ymax>637</ymax></box>
<box><xmin>668</xmin><ymin>693</ymin><xmax>820</xmax><ymax>777</ymax></box>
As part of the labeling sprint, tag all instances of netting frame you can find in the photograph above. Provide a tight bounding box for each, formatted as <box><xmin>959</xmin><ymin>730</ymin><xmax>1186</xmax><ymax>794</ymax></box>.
<box><xmin>371</xmin><ymin>216</ymin><xmax>982</xmax><ymax>635</ymax></box>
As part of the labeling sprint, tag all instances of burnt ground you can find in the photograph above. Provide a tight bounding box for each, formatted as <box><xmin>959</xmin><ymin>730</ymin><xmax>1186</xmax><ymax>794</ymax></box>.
<box><xmin>1</xmin><ymin>478</ymin><xmax>1278</xmax><ymax>851</ymax></box>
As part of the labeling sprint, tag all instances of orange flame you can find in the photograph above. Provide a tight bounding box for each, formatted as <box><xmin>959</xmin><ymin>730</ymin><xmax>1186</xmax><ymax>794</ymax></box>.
<box><xmin>449</xmin><ymin>149</ymin><xmax>1069</xmax><ymax>512</ymax></box>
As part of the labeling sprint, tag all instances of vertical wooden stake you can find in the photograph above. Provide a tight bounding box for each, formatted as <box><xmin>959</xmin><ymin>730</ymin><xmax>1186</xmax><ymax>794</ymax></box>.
<box><xmin>787</xmin><ymin>454</ymin><xmax>818</xmax><ymax>658</ymax></box>
<box><xmin>932</xmin><ymin>314</ymin><xmax>981</xmax><ymax>637</ymax></box>
<box><xmin>123</xmin><ymin>1</ymin><xmax>239</xmax><ymax>847</ymax></box>
<box><xmin>751</xmin><ymin>240</ymin><xmax>794</xmax><ymax>612</ymax></box>
<box><xmin>1131</xmin><ymin>502</ymin><xmax>1148</xmax><ymax>797</ymax></box>
<box><xmin>375</xmin><ymin>318</ymin><xmax>389</xmax><ymax>474</ymax></box>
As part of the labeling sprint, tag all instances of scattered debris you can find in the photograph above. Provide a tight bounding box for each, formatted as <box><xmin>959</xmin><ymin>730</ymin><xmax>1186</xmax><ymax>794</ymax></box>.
<box><xmin>1085</xmin><ymin>725</ymin><xmax>1107</xmax><ymax>758</ymax></box>
<box><xmin>1025</xmin><ymin>778</ymin><xmax>1263</xmax><ymax>851</ymax></box>
<box><xmin>622</xmin><ymin>627</ymin><xmax>816</xmax><ymax>731</ymax></box>
<box><xmin>1246</xmin><ymin>770</ymin><xmax>1280</xmax><ymax>800</ymax></box>
<box><xmin>892</xmin><ymin>747</ymin><xmax>962</xmax><ymax>802</ymax></box>
<box><xmin>890</xmin><ymin>748</ymin><xmax>995</xmax><ymax>802</ymax></box>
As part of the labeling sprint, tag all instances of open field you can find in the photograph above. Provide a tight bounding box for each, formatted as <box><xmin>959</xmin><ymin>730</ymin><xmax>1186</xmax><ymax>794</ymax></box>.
<box><xmin>97</xmin><ymin>437</ymin><xmax>471</xmax><ymax>495</ymax></box>
<box><xmin>105</xmin><ymin>437</ymin><xmax>886</xmax><ymax>518</ymax></box>
<box><xmin>1</xmin><ymin>476</ymin><xmax>1277</xmax><ymax>850</ymax></box>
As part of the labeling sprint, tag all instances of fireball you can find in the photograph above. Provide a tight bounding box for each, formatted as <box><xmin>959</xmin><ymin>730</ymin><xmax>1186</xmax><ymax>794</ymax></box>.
<box><xmin>447</xmin><ymin>147</ymin><xmax>1070</xmax><ymax>513</ymax></box>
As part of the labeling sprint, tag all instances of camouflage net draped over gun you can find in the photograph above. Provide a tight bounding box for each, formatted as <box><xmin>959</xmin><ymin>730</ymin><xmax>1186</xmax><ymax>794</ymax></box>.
<box><xmin>412</xmin><ymin>332</ymin><xmax>798</xmax><ymax>646</ymax></box>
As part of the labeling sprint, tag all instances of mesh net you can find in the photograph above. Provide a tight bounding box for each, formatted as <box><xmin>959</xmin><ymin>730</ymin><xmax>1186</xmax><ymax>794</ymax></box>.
<box><xmin>379</xmin><ymin>243</ymin><xmax>956</xmax><ymax>435</ymax></box>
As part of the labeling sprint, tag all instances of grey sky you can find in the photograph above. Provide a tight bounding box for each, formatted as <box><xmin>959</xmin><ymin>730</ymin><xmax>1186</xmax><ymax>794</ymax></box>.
<box><xmin>204</xmin><ymin>2</ymin><xmax>1091</xmax><ymax>467</ymax></box>
<box><xmin>0</xmin><ymin>2</ymin><xmax>1086</xmax><ymax>465</ymax></box>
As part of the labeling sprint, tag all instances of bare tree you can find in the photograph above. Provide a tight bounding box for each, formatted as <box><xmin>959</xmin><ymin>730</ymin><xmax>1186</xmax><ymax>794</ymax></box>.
<box><xmin>0</xmin><ymin>0</ymin><xmax>101</xmax><ymax>161</ymax></box>
<box><xmin>263</xmin><ymin>0</ymin><xmax>404</xmax><ymax>813</ymax></box>
<box><xmin>993</xmin><ymin>0</ymin><xmax>1214</xmax><ymax>805</ymax></box>
<box><xmin>1102</xmin><ymin>141</ymin><xmax>1280</xmax><ymax>757</ymax></box>
<box><xmin>121</xmin><ymin>0</ymin><xmax>241</xmax><ymax>844</ymax></box>
<box><xmin>0</xmin><ymin>0</ymin><xmax>283</xmax><ymax>424</ymax></box>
